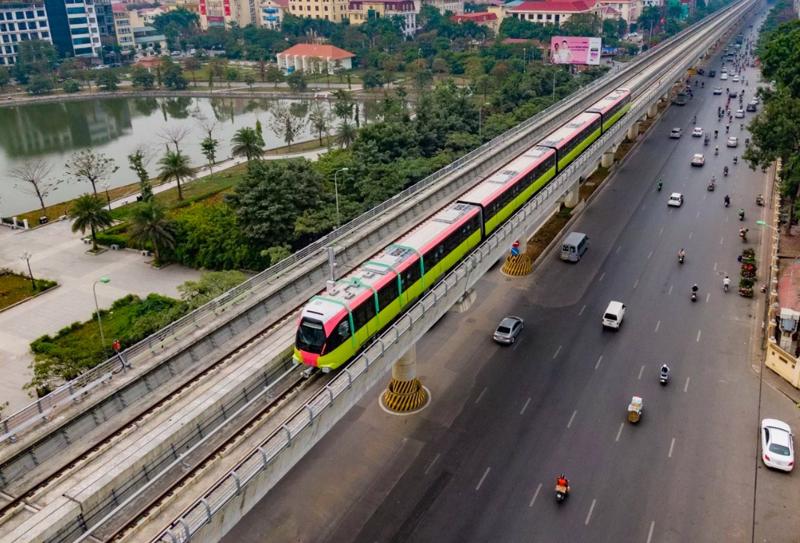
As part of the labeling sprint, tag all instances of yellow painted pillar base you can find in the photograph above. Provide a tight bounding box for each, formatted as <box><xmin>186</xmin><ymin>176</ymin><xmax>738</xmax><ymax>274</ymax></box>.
<box><xmin>502</xmin><ymin>253</ymin><xmax>533</xmax><ymax>276</ymax></box>
<box><xmin>382</xmin><ymin>346</ymin><xmax>428</xmax><ymax>413</ymax></box>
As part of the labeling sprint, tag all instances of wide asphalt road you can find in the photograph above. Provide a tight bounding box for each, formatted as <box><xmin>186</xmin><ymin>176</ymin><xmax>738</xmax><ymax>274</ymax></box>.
<box><xmin>225</xmin><ymin>20</ymin><xmax>799</xmax><ymax>543</ymax></box>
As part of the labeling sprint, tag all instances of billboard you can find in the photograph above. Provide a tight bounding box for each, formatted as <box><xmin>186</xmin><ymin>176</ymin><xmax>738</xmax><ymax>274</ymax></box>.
<box><xmin>550</xmin><ymin>37</ymin><xmax>602</xmax><ymax>66</ymax></box>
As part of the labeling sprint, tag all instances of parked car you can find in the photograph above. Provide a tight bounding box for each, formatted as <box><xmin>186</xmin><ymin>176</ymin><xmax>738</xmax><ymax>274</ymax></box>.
<box><xmin>761</xmin><ymin>418</ymin><xmax>794</xmax><ymax>472</ymax></box>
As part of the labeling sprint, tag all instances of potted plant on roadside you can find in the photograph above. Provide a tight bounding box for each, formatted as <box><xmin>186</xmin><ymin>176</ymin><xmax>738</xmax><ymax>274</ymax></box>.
<box><xmin>739</xmin><ymin>277</ymin><xmax>754</xmax><ymax>297</ymax></box>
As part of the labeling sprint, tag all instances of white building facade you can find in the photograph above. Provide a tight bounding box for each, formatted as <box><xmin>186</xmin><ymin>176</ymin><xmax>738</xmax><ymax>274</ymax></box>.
<box><xmin>0</xmin><ymin>1</ymin><xmax>52</xmax><ymax>66</ymax></box>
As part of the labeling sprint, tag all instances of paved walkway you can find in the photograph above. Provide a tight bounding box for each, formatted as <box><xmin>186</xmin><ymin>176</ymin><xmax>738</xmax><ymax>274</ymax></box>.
<box><xmin>0</xmin><ymin>221</ymin><xmax>202</xmax><ymax>413</ymax></box>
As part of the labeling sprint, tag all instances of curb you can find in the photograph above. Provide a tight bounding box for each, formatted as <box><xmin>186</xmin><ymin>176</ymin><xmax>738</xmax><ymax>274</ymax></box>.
<box><xmin>0</xmin><ymin>283</ymin><xmax>60</xmax><ymax>315</ymax></box>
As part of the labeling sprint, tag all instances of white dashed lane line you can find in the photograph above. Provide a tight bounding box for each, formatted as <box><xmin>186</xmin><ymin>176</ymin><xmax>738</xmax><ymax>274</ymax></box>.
<box><xmin>647</xmin><ymin>521</ymin><xmax>655</xmax><ymax>543</ymax></box>
<box><xmin>476</xmin><ymin>467</ymin><xmax>491</xmax><ymax>491</ymax></box>
<box><xmin>599</xmin><ymin>272</ymin><xmax>606</xmax><ymax>282</ymax></box>
<box><xmin>595</xmin><ymin>355</ymin><xmax>603</xmax><ymax>370</ymax></box>
<box><xmin>425</xmin><ymin>453</ymin><xmax>441</xmax><ymax>475</ymax></box>
<box><xmin>579</xmin><ymin>304</ymin><xmax>586</xmax><ymax>316</ymax></box>
<box><xmin>475</xmin><ymin>387</ymin><xmax>487</xmax><ymax>404</ymax></box>
<box><xmin>585</xmin><ymin>499</ymin><xmax>597</xmax><ymax>525</ymax></box>
<box><xmin>553</xmin><ymin>345</ymin><xmax>562</xmax><ymax>359</ymax></box>
<box><xmin>638</xmin><ymin>365</ymin><xmax>645</xmax><ymax>380</ymax></box>
<box><xmin>668</xmin><ymin>437</ymin><xmax>676</xmax><ymax>458</ymax></box>
<box><xmin>684</xmin><ymin>377</ymin><xmax>690</xmax><ymax>393</ymax></box>
<box><xmin>567</xmin><ymin>410</ymin><xmax>577</xmax><ymax>429</ymax></box>
<box><xmin>520</xmin><ymin>397</ymin><xmax>531</xmax><ymax>415</ymax></box>
<box><xmin>529</xmin><ymin>483</ymin><xmax>542</xmax><ymax>507</ymax></box>
<box><xmin>654</xmin><ymin>320</ymin><xmax>661</xmax><ymax>333</ymax></box>
<box><xmin>615</xmin><ymin>423</ymin><xmax>624</xmax><ymax>442</ymax></box>
<box><xmin>696</xmin><ymin>330</ymin><xmax>702</xmax><ymax>343</ymax></box>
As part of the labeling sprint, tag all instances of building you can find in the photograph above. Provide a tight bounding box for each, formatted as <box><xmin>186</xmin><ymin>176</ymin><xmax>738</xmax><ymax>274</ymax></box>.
<box><xmin>347</xmin><ymin>0</ymin><xmax>418</xmax><ymax>36</ymax></box>
<box><xmin>126</xmin><ymin>5</ymin><xmax>166</xmax><ymax>27</ymax></box>
<box><xmin>44</xmin><ymin>0</ymin><xmax>102</xmax><ymax>58</ymax></box>
<box><xmin>94</xmin><ymin>0</ymin><xmax>115</xmax><ymax>46</ymax></box>
<box><xmin>286</xmin><ymin>0</ymin><xmax>349</xmax><ymax>21</ymax></box>
<box><xmin>259</xmin><ymin>0</ymin><xmax>287</xmax><ymax>28</ymax></box>
<box><xmin>199</xmin><ymin>0</ymin><xmax>256</xmax><ymax>28</ymax></box>
<box><xmin>0</xmin><ymin>1</ymin><xmax>52</xmax><ymax>66</ymax></box>
<box><xmin>508</xmin><ymin>0</ymin><xmax>599</xmax><ymax>26</ymax></box>
<box><xmin>597</xmin><ymin>0</ymin><xmax>641</xmax><ymax>25</ymax></box>
<box><xmin>111</xmin><ymin>2</ymin><xmax>133</xmax><ymax>49</ymax></box>
<box><xmin>276</xmin><ymin>43</ymin><xmax>354</xmax><ymax>74</ymax></box>
<box><xmin>132</xmin><ymin>25</ymin><xmax>166</xmax><ymax>51</ymax></box>
<box><xmin>422</xmin><ymin>0</ymin><xmax>462</xmax><ymax>15</ymax></box>
<box><xmin>450</xmin><ymin>10</ymin><xmax>499</xmax><ymax>32</ymax></box>
<box><xmin>641</xmin><ymin>0</ymin><xmax>662</xmax><ymax>6</ymax></box>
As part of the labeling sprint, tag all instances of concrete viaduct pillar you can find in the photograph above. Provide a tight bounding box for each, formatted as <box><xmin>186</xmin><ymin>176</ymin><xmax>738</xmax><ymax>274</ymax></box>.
<box><xmin>647</xmin><ymin>102</ymin><xmax>658</xmax><ymax>118</ymax></box>
<box><xmin>381</xmin><ymin>345</ymin><xmax>428</xmax><ymax>413</ymax></box>
<box><xmin>627</xmin><ymin>122</ymin><xmax>639</xmax><ymax>141</ymax></box>
<box><xmin>563</xmin><ymin>179</ymin><xmax>580</xmax><ymax>208</ymax></box>
<box><xmin>601</xmin><ymin>150</ymin><xmax>615</xmax><ymax>168</ymax></box>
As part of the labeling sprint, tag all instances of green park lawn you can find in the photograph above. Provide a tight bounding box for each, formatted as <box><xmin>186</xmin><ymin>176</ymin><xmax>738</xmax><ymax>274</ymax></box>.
<box><xmin>0</xmin><ymin>270</ymin><xmax>57</xmax><ymax>311</ymax></box>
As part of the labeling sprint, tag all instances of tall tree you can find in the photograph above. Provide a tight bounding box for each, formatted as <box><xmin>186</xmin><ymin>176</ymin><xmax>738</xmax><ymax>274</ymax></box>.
<box><xmin>128</xmin><ymin>201</ymin><xmax>175</xmax><ymax>264</ymax></box>
<box><xmin>200</xmin><ymin>135</ymin><xmax>219</xmax><ymax>172</ymax></box>
<box><xmin>231</xmin><ymin>126</ymin><xmax>265</xmax><ymax>161</ymax></box>
<box><xmin>127</xmin><ymin>149</ymin><xmax>153</xmax><ymax>201</ymax></box>
<box><xmin>337</xmin><ymin>120</ymin><xmax>357</xmax><ymax>148</ymax></box>
<box><xmin>69</xmin><ymin>194</ymin><xmax>113</xmax><ymax>252</ymax></box>
<box><xmin>158</xmin><ymin>150</ymin><xmax>193</xmax><ymax>201</ymax></box>
<box><xmin>308</xmin><ymin>101</ymin><xmax>332</xmax><ymax>145</ymax></box>
<box><xmin>265</xmin><ymin>65</ymin><xmax>283</xmax><ymax>88</ymax></box>
<box><xmin>11</xmin><ymin>159</ymin><xmax>59</xmax><ymax>213</ymax></box>
<box><xmin>65</xmin><ymin>149</ymin><xmax>118</xmax><ymax>196</ymax></box>
<box><xmin>95</xmin><ymin>69</ymin><xmax>119</xmax><ymax>91</ymax></box>
<box><xmin>269</xmin><ymin>103</ymin><xmax>305</xmax><ymax>151</ymax></box>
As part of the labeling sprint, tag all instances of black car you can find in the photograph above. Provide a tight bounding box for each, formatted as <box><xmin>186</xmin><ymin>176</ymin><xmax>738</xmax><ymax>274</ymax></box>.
<box><xmin>746</xmin><ymin>102</ymin><xmax>757</xmax><ymax>112</ymax></box>
<box><xmin>709</xmin><ymin>70</ymin><xmax>716</xmax><ymax>77</ymax></box>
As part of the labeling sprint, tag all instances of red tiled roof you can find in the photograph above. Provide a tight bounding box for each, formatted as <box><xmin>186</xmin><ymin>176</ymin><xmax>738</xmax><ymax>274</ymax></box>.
<box><xmin>111</xmin><ymin>2</ymin><xmax>126</xmax><ymax>13</ymax></box>
<box><xmin>599</xmin><ymin>5</ymin><xmax>621</xmax><ymax>15</ymax></box>
<box><xmin>271</xmin><ymin>0</ymin><xmax>289</xmax><ymax>6</ymax></box>
<box><xmin>277</xmin><ymin>44</ymin><xmax>355</xmax><ymax>60</ymax></box>
<box><xmin>451</xmin><ymin>11</ymin><xmax>498</xmax><ymax>22</ymax></box>
<box><xmin>510</xmin><ymin>0</ymin><xmax>596</xmax><ymax>13</ymax></box>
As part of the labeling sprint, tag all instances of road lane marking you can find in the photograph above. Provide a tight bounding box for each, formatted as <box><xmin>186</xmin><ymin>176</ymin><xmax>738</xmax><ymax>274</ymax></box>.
<box><xmin>599</xmin><ymin>272</ymin><xmax>606</xmax><ymax>282</ymax></box>
<box><xmin>714</xmin><ymin>262</ymin><xmax>718</xmax><ymax>271</ymax></box>
<box><xmin>684</xmin><ymin>377</ymin><xmax>690</xmax><ymax>393</ymax></box>
<box><xmin>668</xmin><ymin>437</ymin><xmax>676</xmax><ymax>458</ymax></box>
<box><xmin>579</xmin><ymin>304</ymin><xmax>586</xmax><ymax>316</ymax></box>
<box><xmin>595</xmin><ymin>355</ymin><xmax>603</xmax><ymax>370</ymax></box>
<box><xmin>616</xmin><ymin>245</ymin><xmax>622</xmax><ymax>254</ymax></box>
<box><xmin>638</xmin><ymin>365</ymin><xmax>645</xmax><ymax>380</ymax></box>
<box><xmin>654</xmin><ymin>320</ymin><xmax>661</xmax><ymax>333</ymax></box>
<box><xmin>425</xmin><ymin>453</ymin><xmax>441</xmax><ymax>475</ymax></box>
<box><xmin>585</xmin><ymin>499</ymin><xmax>597</xmax><ymax>525</ymax></box>
<box><xmin>688</xmin><ymin>231</ymin><xmax>694</xmax><ymax>239</ymax></box>
<box><xmin>615</xmin><ymin>423</ymin><xmax>624</xmax><ymax>442</ymax></box>
<box><xmin>520</xmin><ymin>397</ymin><xmax>531</xmax><ymax>415</ymax></box>
<box><xmin>529</xmin><ymin>483</ymin><xmax>542</xmax><ymax>507</ymax></box>
<box><xmin>696</xmin><ymin>330</ymin><xmax>702</xmax><ymax>343</ymax></box>
<box><xmin>706</xmin><ymin>292</ymin><xmax>711</xmax><ymax>303</ymax></box>
<box><xmin>475</xmin><ymin>387</ymin><xmax>487</xmax><ymax>404</ymax></box>
<box><xmin>696</xmin><ymin>210</ymin><xmax>701</xmax><ymax>218</ymax></box>
<box><xmin>476</xmin><ymin>467</ymin><xmax>491</xmax><ymax>491</ymax></box>
<box><xmin>668</xmin><ymin>285</ymin><xmax>673</xmax><ymax>295</ymax></box>
<box><xmin>633</xmin><ymin>279</ymin><xmax>639</xmax><ymax>289</ymax></box>
<box><xmin>720</xmin><ymin>236</ymin><xmax>724</xmax><ymax>245</ymax></box>
<box><xmin>659</xmin><ymin>226</ymin><xmax>664</xmax><ymax>236</ymax></box>
<box><xmin>553</xmin><ymin>345</ymin><xmax>562</xmax><ymax>359</ymax></box>
<box><xmin>567</xmin><ymin>410</ymin><xmax>577</xmax><ymax>429</ymax></box>
<box><xmin>647</xmin><ymin>250</ymin><xmax>653</xmax><ymax>260</ymax></box>
<box><xmin>647</xmin><ymin>521</ymin><xmax>655</xmax><ymax>543</ymax></box>
<box><xmin>512</xmin><ymin>338</ymin><xmax>523</xmax><ymax>351</ymax></box>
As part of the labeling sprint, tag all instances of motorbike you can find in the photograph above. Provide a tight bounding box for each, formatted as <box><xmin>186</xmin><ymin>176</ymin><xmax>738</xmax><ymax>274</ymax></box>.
<box><xmin>657</xmin><ymin>182</ymin><xmax>663</xmax><ymax>192</ymax></box>
<box><xmin>691</xmin><ymin>291</ymin><xmax>698</xmax><ymax>302</ymax></box>
<box><xmin>707</xmin><ymin>181</ymin><xmax>716</xmax><ymax>191</ymax></box>
<box><xmin>756</xmin><ymin>195</ymin><xmax>764</xmax><ymax>206</ymax></box>
<box><xmin>733</xmin><ymin>156</ymin><xmax>738</xmax><ymax>164</ymax></box>
<box><xmin>738</xmin><ymin>209</ymin><xmax>745</xmax><ymax>220</ymax></box>
<box><xmin>704</xmin><ymin>137</ymin><xmax>709</xmax><ymax>147</ymax></box>
<box><xmin>715</xmin><ymin>147</ymin><xmax>719</xmax><ymax>156</ymax></box>
<box><xmin>678</xmin><ymin>253</ymin><xmax>685</xmax><ymax>264</ymax></box>
<box><xmin>723</xmin><ymin>167</ymin><xmax>729</xmax><ymax>177</ymax></box>
<box><xmin>740</xmin><ymin>228</ymin><xmax>748</xmax><ymax>242</ymax></box>
<box><xmin>555</xmin><ymin>484</ymin><xmax>569</xmax><ymax>503</ymax></box>
<box><xmin>723</xmin><ymin>278</ymin><xmax>731</xmax><ymax>292</ymax></box>
<box><xmin>724</xmin><ymin>196</ymin><xmax>730</xmax><ymax>207</ymax></box>
<box><xmin>659</xmin><ymin>369</ymin><xmax>670</xmax><ymax>385</ymax></box>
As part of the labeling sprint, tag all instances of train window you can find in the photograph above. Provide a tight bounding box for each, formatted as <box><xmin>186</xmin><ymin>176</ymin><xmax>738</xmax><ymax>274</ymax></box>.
<box><xmin>401</xmin><ymin>259</ymin><xmax>422</xmax><ymax>287</ymax></box>
<box><xmin>377</xmin><ymin>279</ymin><xmax>399</xmax><ymax>309</ymax></box>
<box><xmin>325</xmin><ymin>317</ymin><xmax>352</xmax><ymax>351</ymax></box>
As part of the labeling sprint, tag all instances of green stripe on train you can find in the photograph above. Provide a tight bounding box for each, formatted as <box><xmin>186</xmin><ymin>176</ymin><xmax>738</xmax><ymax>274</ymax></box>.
<box><xmin>557</xmin><ymin>126</ymin><xmax>602</xmax><ymax>171</ymax></box>
<box><xmin>484</xmin><ymin>166</ymin><xmax>557</xmax><ymax>235</ymax></box>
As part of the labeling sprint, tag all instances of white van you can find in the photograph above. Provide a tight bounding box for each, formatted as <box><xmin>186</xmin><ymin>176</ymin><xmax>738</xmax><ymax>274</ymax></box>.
<box><xmin>560</xmin><ymin>232</ymin><xmax>589</xmax><ymax>262</ymax></box>
<box><xmin>602</xmin><ymin>301</ymin><xmax>626</xmax><ymax>329</ymax></box>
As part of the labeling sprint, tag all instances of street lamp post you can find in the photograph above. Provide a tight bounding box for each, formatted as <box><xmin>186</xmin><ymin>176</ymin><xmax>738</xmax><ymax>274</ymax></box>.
<box><xmin>333</xmin><ymin>168</ymin><xmax>349</xmax><ymax>230</ymax></box>
<box><xmin>93</xmin><ymin>276</ymin><xmax>111</xmax><ymax>348</ymax></box>
<box><xmin>102</xmin><ymin>183</ymin><xmax>112</xmax><ymax>211</ymax></box>
<box><xmin>20</xmin><ymin>251</ymin><xmax>35</xmax><ymax>290</ymax></box>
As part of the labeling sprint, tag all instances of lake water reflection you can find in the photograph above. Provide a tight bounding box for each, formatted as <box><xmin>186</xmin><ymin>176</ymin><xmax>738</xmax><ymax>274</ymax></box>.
<box><xmin>0</xmin><ymin>95</ymin><xmax>367</xmax><ymax>216</ymax></box>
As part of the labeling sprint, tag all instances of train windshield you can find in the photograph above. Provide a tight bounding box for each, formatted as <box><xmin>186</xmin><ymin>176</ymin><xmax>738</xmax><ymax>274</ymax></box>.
<box><xmin>296</xmin><ymin>318</ymin><xmax>326</xmax><ymax>354</ymax></box>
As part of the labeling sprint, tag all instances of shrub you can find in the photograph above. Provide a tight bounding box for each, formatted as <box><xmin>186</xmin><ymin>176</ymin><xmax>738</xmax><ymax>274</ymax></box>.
<box><xmin>62</xmin><ymin>79</ymin><xmax>80</xmax><ymax>93</ymax></box>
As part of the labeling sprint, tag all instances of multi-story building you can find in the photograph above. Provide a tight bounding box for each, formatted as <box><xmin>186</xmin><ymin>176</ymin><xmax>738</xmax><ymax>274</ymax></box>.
<box><xmin>259</xmin><ymin>0</ymin><xmax>286</xmax><ymax>28</ymax></box>
<box><xmin>347</xmin><ymin>0</ymin><xmax>418</xmax><ymax>36</ymax></box>
<box><xmin>276</xmin><ymin>43</ymin><xmax>354</xmax><ymax>73</ymax></box>
<box><xmin>597</xmin><ymin>0</ymin><xmax>641</xmax><ymax>26</ymax></box>
<box><xmin>94</xmin><ymin>0</ymin><xmax>115</xmax><ymax>45</ymax></box>
<box><xmin>0</xmin><ymin>1</ymin><xmax>52</xmax><ymax>66</ymax></box>
<box><xmin>44</xmin><ymin>0</ymin><xmax>102</xmax><ymax>58</ymax></box>
<box><xmin>286</xmin><ymin>0</ymin><xmax>349</xmax><ymax>22</ymax></box>
<box><xmin>422</xmin><ymin>0</ymin><xmax>462</xmax><ymax>15</ymax></box>
<box><xmin>111</xmin><ymin>2</ymin><xmax>133</xmax><ymax>49</ymax></box>
<box><xmin>508</xmin><ymin>0</ymin><xmax>599</xmax><ymax>26</ymax></box>
<box><xmin>199</xmin><ymin>0</ymin><xmax>255</xmax><ymax>28</ymax></box>
<box><xmin>450</xmin><ymin>10</ymin><xmax>500</xmax><ymax>33</ymax></box>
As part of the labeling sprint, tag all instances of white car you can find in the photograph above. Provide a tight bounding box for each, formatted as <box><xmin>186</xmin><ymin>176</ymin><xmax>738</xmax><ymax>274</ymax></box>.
<box><xmin>761</xmin><ymin>418</ymin><xmax>794</xmax><ymax>472</ymax></box>
<box><xmin>669</xmin><ymin>127</ymin><xmax>682</xmax><ymax>139</ymax></box>
<box><xmin>602</xmin><ymin>301</ymin><xmax>626</xmax><ymax>329</ymax></box>
<box><xmin>727</xmin><ymin>136</ymin><xmax>738</xmax><ymax>148</ymax></box>
<box><xmin>691</xmin><ymin>153</ymin><xmax>705</xmax><ymax>167</ymax></box>
<box><xmin>692</xmin><ymin>127</ymin><xmax>703</xmax><ymax>137</ymax></box>
<box><xmin>732</xmin><ymin>75</ymin><xmax>740</xmax><ymax>83</ymax></box>
<box><xmin>668</xmin><ymin>192</ymin><xmax>684</xmax><ymax>207</ymax></box>
<box><xmin>735</xmin><ymin>109</ymin><xmax>745</xmax><ymax>118</ymax></box>
<box><xmin>713</xmin><ymin>87</ymin><xmax>723</xmax><ymax>95</ymax></box>
<box><xmin>720</xmin><ymin>73</ymin><xmax>729</xmax><ymax>81</ymax></box>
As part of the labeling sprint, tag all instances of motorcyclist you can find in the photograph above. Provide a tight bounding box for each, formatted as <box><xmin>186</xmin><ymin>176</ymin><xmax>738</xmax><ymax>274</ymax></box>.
<box><xmin>715</xmin><ymin>145</ymin><xmax>719</xmax><ymax>155</ymax></box>
<box><xmin>723</xmin><ymin>274</ymin><xmax>731</xmax><ymax>291</ymax></box>
<box><xmin>556</xmin><ymin>474</ymin><xmax>570</xmax><ymax>492</ymax></box>
<box><xmin>678</xmin><ymin>248</ymin><xmax>686</xmax><ymax>262</ymax></box>
<box><xmin>738</xmin><ymin>208</ymin><xmax>745</xmax><ymax>220</ymax></box>
<box><xmin>724</xmin><ymin>194</ymin><xmax>730</xmax><ymax>206</ymax></box>
<box><xmin>714</xmin><ymin>129</ymin><xmax>718</xmax><ymax>139</ymax></box>
<box><xmin>660</xmin><ymin>364</ymin><xmax>670</xmax><ymax>377</ymax></box>
<box><xmin>724</xmin><ymin>166</ymin><xmax>729</xmax><ymax>176</ymax></box>
<box><xmin>657</xmin><ymin>179</ymin><xmax>663</xmax><ymax>191</ymax></box>
<box><xmin>733</xmin><ymin>156</ymin><xmax>738</xmax><ymax>164</ymax></box>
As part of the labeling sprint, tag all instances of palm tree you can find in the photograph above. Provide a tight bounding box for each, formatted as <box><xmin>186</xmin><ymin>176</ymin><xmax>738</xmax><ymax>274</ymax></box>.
<box><xmin>158</xmin><ymin>150</ymin><xmax>192</xmax><ymax>201</ymax></box>
<box><xmin>337</xmin><ymin>120</ymin><xmax>357</xmax><ymax>149</ymax></box>
<box><xmin>128</xmin><ymin>201</ymin><xmax>175</xmax><ymax>264</ymax></box>
<box><xmin>231</xmin><ymin>127</ymin><xmax>265</xmax><ymax>161</ymax></box>
<box><xmin>69</xmin><ymin>194</ymin><xmax>113</xmax><ymax>252</ymax></box>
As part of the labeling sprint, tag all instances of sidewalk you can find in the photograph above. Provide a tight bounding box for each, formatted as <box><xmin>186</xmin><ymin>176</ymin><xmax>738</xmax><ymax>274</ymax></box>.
<box><xmin>0</xmin><ymin>221</ymin><xmax>201</xmax><ymax>413</ymax></box>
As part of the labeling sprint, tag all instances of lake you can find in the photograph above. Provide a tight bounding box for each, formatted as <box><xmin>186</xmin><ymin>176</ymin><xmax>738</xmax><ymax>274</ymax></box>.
<box><xmin>0</xmin><ymin>95</ymin><xmax>371</xmax><ymax>216</ymax></box>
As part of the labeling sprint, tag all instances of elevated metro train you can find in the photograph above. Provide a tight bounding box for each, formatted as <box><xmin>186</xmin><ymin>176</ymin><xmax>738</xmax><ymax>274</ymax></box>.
<box><xmin>294</xmin><ymin>87</ymin><xmax>632</xmax><ymax>371</ymax></box>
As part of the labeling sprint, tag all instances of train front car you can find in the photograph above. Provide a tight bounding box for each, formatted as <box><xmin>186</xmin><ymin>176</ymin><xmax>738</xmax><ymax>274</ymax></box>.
<box><xmin>294</xmin><ymin>203</ymin><xmax>482</xmax><ymax>372</ymax></box>
<box><xmin>586</xmin><ymin>87</ymin><xmax>632</xmax><ymax>132</ymax></box>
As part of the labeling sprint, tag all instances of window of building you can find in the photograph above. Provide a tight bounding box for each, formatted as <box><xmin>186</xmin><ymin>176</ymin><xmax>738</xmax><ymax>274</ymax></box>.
<box><xmin>66</xmin><ymin>7</ymin><xmax>85</xmax><ymax>14</ymax></box>
<box><xmin>73</xmin><ymin>36</ymin><xmax>91</xmax><ymax>44</ymax></box>
<box><xmin>72</xmin><ymin>26</ymin><xmax>89</xmax><ymax>34</ymax></box>
<box><xmin>25</xmin><ymin>10</ymin><xmax>33</xmax><ymax>18</ymax></box>
<box><xmin>0</xmin><ymin>24</ymin><xmax>5</xmax><ymax>31</ymax></box>
<box><xmin>537</xmin><ymin>13</ymin><xmax>542</xmax><ymax>19</ymax></box>
<box><xmin>37</xmin><ymin>10</ymin><xmax>45</xmax><ymax>16</ymax></box>
<box><xmin>1</xmin><ymin>36</ymin><xmax>8</xmax><ymax>43</ymax></box>
<box><xmin>9</xmin><ymin>34</ymin><xmax>16</xmax><ymax>41</ymax></box>
<box><xmin>0</xmin><ymin>13</ymin><xmax>5</xmax><ymax>20</ymax></box>
<box><xmin>41</xmin><ymin>31</ymin><xmax>48</xmax><ymax>38</ymax></box>
<box><xmin>546</xmin><ymin>13</ymin><xmax>552</xmax><ymax>19</ymax></box>
<box><xmin>15</xmin><ymin>11</ymin><xmax>24</xmax><ymax>19</ymax></box>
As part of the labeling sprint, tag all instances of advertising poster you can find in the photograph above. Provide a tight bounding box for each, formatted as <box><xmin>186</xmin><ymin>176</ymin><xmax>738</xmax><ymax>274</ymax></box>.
<box><xmin>550</xmin><ymin>36</ymin><xmax>602</xmax><ymax>66</ymax></box>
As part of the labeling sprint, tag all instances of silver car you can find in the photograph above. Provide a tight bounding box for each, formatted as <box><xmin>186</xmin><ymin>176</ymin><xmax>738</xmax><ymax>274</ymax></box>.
<box><xmin>493</xmin><ymin>316</ymin><xmax>524</xmax><ymax>344</ymax></box>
